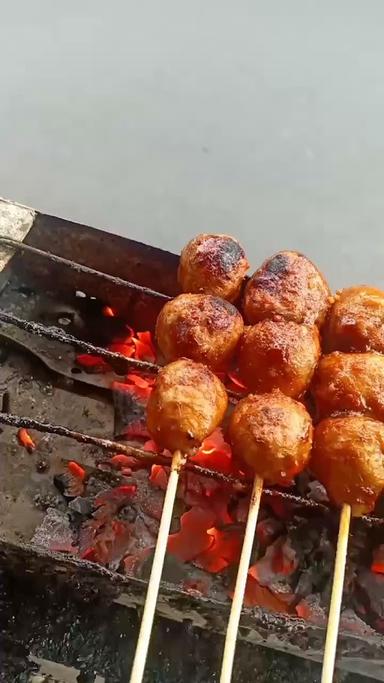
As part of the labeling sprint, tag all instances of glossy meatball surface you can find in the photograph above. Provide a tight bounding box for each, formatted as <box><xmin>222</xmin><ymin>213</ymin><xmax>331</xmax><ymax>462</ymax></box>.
<box><xmin>323</xmin><ymin>286</ymin><xmax>384</xmax><ymax>353</ymax></box>
<box><xmin>312</xmin><ymin>352</ymin><xmax>384</xmax><ymax>422</ymax></box>
<box><xmin>178</xmin><ymin>233</ymin><xmax>249</xmax><ymax>302</ymax></box>
<box><xmin>243</xmin><ymin>251</ymin><xmax>331</xmax><ymax>327</ymax></box>
<box><xmin>147</xmin><ymin>359</ymin><xmax>228</xmax><ymax>454</ymax></box>
<box><xmin>238</xmin><ymin>320</ymin><xmax>320</xmax><ymax>398</ymax></box>
<box><xmin>156</xmin><ymin>293</ymin><xmax>244</xmax><ymax>370</ymax></box>
<box><xmin>228</xmin><ymin>391</ymin><xmax>313</xmax><ymax>486</ymax></box>
<box><xmin>311</xmin><ymin>416</ymin><xmax>384</xmax><ymax>516</ymax></box>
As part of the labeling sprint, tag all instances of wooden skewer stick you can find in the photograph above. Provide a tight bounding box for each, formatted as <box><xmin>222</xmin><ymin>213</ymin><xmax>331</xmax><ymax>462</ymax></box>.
<box><xmin>129</xmin><ymin>449</ymin><xmax>186</xmax><ymax>683</ymax></box>
<box><xmin>321</xmin><ymin>502</ymin><xmax>352</xmax><ymax>683</ymax></box>
<box><xmin>220</xmin><ymin>474</ymin><xmax>264</xmax><ymax>683</ymax></box>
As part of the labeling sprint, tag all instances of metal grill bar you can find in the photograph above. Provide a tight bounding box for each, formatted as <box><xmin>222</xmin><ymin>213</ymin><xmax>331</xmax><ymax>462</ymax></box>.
<box><xmin>0</xmin><ymin>235</ymin><xmax>171</xmax><ymax>302</ymax></box>
<box><xmin>1</xmin><ymin>410</ymin><xmax>382</xmax><ymax>526</ymax></box>
<box><xmin>0</xmin><ymin>310</ymin><xmax>241</xmax><ymax>399</ymax></box>
<box><xmin>0</xmin><ymin>309</ymin><xmax>158</xmax><ymax>372</ymax></box>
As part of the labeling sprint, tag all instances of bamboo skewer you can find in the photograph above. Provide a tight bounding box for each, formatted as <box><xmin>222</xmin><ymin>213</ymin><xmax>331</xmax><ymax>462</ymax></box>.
<box><xmin>220</xmin><ymin>475</ymin><xmax>264</xmax><ymax>683</ymax></box>
<box><xmin>321</xmin><ymin>503</ymin><xmax>351</xmax><ymax>683</ymax></box>
<box><xmin>129</xmin><ymin>449</ymin><xmax>186</xmax><ymax>683</ymax></box>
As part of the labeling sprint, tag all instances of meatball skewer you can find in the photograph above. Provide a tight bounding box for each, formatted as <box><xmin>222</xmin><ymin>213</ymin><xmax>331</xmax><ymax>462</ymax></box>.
<box><xmin>220</xmin><ymin>392</ymin><xmax>313</xmax><ymax>683</ymax></box>
<box><xmin>320</xmin><ymin>502</ymin><xmax>351</xmax><ymax>683</ymax></box>
<box><xmin>130</xmin><ymin>359</ymin><xmax>228</xmax><ymax>683</ymax></box>
<box><xmin>311</xmin><ymin>415</ymin><xmax>384</xmax><ymax>683</ymax></box>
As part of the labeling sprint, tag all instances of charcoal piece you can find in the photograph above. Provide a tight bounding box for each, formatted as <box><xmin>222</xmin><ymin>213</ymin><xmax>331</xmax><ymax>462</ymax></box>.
<box><xmin>357</xmin><ymin>568</ymin><xmax>384</xmax><ymax>619</ymax></box>
<box><xmin>294</xmin><ymin>567</ymin><xmax>316</xmax><ymax>599</ymax></box>
<box><xmin>53</xmin><ymin>473</ymin><xmax>69</xmax><ymax>496</ymax></box>
<box><xmin>112</xmin><ymin>382</ymin><xmax>149</xmax><ymax>439</ymax></box>
<box><xmin>117</xmin><ymin>504</ymin><xmax>137</xmax><ymax>523</ymax></box>
<box><xmin>295</xmin><ymin>471</ymin><xmax>311</xmax><ymax>497</ymax></box>
<box><xmin>296</xmin><ymin>593</ymin><xmax>327</xmax><ymax>626</ymax></box>
<box><xmin>34</xmin><ymin>492</ymin><xmax>65</xmax><ymax>512</ymax></box>
<box><xmin>84</xmin><ymin>475</ymin><xmax>110</xmax><ymax>500</ymax></box>
<box><xmin>288</xmin><ymin>517</ymin><xmax>319</xmax><ymax>559</ymax></box>
<box><xmin>340</xmin><ymin>608</ymin><xmax>376</xmax><ymax>637</ymax></box>
<box><xmin>68</xmin><ymin>496</ymin><xmax>92</xmax><ymax>516</ymax></box>
<box><xmin>31</xmin><ymin>507</ymin><xmax>74</xmax><ymax>551</ymax></box>
<box><xmin>256</xmin><ymin>517</ymin><xmax>284</xmax><ymax>547</ymax></box>
<box><xmin>307</xmin><ymin>480</ymin><xmax>329</xmax><ymax>504</ymax></box>
<box><xmin>132</xmin><ymin>468</ymin><xmax>165</xmax><ymax>521</ymax></box>
<box><xmin>373</xmin><ymin>492</ymin><xmax>384</xmax><ymax>517</ymax></box>
<box><xmin>36</xmin><ymin>459</ymin><xmax>49</xmax><ymax>473</ymax></box>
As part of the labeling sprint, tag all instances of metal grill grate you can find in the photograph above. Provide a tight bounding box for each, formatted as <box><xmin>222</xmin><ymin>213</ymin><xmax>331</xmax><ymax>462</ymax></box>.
<box><xmin>1</xmin><ymin>234</ymin><xmax>382</xmax><ymax>683</ymax></box>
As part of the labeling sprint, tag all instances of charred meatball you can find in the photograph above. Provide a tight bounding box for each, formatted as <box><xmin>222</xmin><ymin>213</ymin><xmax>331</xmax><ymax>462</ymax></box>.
<box><xmin>312</xmin><ymin>352</ymin><xmax>384</xmax><ymax>422</ymax></box>
<box><xmin>178</xmin><ymin>233</ymin><xmax>249</xmax><ymax>302</ymax></box>
<box><xmin>311</xmin><ymin>416</ymin><xmax>384</xmax><ymax>516</ymax></box>
<box><xmin>156</xmin><ymin>293</ymin><xmax>244</xmax><ymax>370</ymax></box>
<box><xmin>147</xmin><ymin>359</ymin><xmax>228</xmax><ymax>454</ymax></box>
<box><xmin>238</xmin><ymin>320</ymin><xmax>320</xmax><ymax>398</ymax></box>
<box><xmin>323</xmin><ymin>286</ymin><xmax>384</xmax><ymax>353</ymax></box>
<box><xmin>228</xmin><ymin>391</ymin><xmax>313</xmax><ymax>486</ymax></box>
<box><xmin>243</xmin><ymin>250</ymin><xmax>331</xmax><ymax>327</ymax></box>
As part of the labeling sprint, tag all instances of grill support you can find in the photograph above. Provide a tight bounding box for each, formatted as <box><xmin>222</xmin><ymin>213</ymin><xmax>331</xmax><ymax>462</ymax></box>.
<box><xmin>0</xmin><ymin>201</ymin><xmax>383</xmax><ymax>681</ymax></box>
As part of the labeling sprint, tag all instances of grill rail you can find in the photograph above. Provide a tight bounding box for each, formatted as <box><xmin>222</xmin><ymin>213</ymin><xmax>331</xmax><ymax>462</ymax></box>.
<box><xmin>0</xmin><ymin>239</ymin><xmax>382</xmax><ymax>526</ymax></box>
<box><xmin>1</xmin><ymin>231</ymin><xmax>384</xmax><ymax>683</ymax></box>
<box><xmin>0</xmin><ymin>235</ymin><xmax>171</xmax><ymax>301</ymax></box>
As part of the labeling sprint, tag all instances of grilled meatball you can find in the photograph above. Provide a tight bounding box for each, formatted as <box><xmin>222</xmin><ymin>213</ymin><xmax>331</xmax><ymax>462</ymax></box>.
<box><xmin>156</xmin><ymin>293</ymin><xmax>244</xmax><ymax>370</ymax></box>
<box><xmin>311</xmin><ymin>416</ymin><xmax>384</xmax><ymax>516</ymax></box>
<box><xmin>323</xmin><ymin>286</ymin><xmax>384</xmax><ymax>353</ymax></box>
<box><xmin>238</xmin><ymin>320</ymin><xmax>320</xmax><ymax>398</ymax></box>
<box><xmin>178</xmin><ymin>233</ymin><xmax>249</xmax><ymax>302</ymax></box>
<box><xmin>147</xmin><ymin>359</ymin><xmax>228</xmax><ymax>454</ymax></box>
<box><xmin>228</xmin><ymin>391</ymin><xmax>313</xmax><ymax>485</ymax></box>
<box><xmin>243</xmin><ymin>250</ymin><xmax>331</xmax><ymax>327</ymax></box>
<box><xmin>312</xmin><ymin>352</ymin><xmax>384</xmax><ymax>422</ymax></box>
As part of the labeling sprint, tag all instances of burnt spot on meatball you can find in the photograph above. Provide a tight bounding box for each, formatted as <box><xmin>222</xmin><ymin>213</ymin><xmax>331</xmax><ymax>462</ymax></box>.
<box><xmin>243</xmin><ymin>250</ymin><xmax>331</xmax><ymax>327</ymax></box>
<box><xmin>265</xmin><ymin>252</ymin><xmax>290</xmax><ymax>276</ymax></box>
<box><xmin>201</xmin><ymin>236</ymin><xmax>246</xmax><ymax>278</ymax></box>
<box><xmin>178</xmin><ymin>233</ymin><xmax>249</xmax><ymax>302</ymax></box>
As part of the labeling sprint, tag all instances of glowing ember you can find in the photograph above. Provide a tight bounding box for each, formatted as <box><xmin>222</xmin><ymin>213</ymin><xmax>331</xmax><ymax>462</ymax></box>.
<box><xmin>132</xmin><ymin>331</ymin><xmax>156</xmax><ymax>362</ymax></box>
<box><xmin>195</xmin><ymin>527</ymin><xmax>242</xmax><ymax>573</ymax></box>
<box><xmin>241</xmin><ymin>575</ymin><xmax>290</xmax><ymax>613</ymax></box>
<box><xmin>248</xmin><ymin>537</ymin><xmax>298</xmax><ymax>584</ymax></box>
<box><xmin>168</xmin><ymin>507</ymin><xmax>216</xmax><ymax>562</ymax></box>
<box><xmin>109</xmin><ymin>454</ymin><xmax>139</xmax><ymax>469</ymax></box>
<box><xmin>17</xmin><ymin>428</ymin><xmax>36</xmax><ymax>453</ymax></box>
<box><xmin>76</xmin><ymin>324</ymin><xmax>156</xmax><ymax>371</ymax></box>
<box><xmin>150</xmin><ymin>464</ymin><xmax>169</xmax><ymax>489</ymax></box>
<box><xmin>190</xmin><ymin>428</ymin><xmax>233</xmax><ymax>474</ymax></box>
<box><xmin>102</xmin><ymin>305</ymin><xmax>116</xmax><ymax>317</ymax></box>
<box><xmin>75</xmin><ymin>354</ymin><xmax>109</xmax><ymax>371</ymax></box>
<box><xmin>67</xmin><ymin>461</ymin><xmax>86</xmax><ymax>480</ymax></box>
<box><xmin>112</xmin><ymin>378</ymin><xmax>152</xmax><ymax>439</ymax></box>
<box><xmin>226</xmin><ymin>370</ymin><xmax>247</xmax><ymax>392</ymax></box>
<box><xmin>372</xmin><ymin>545</ymin><xmax>384</xmax><ymax>574</ymax></box>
